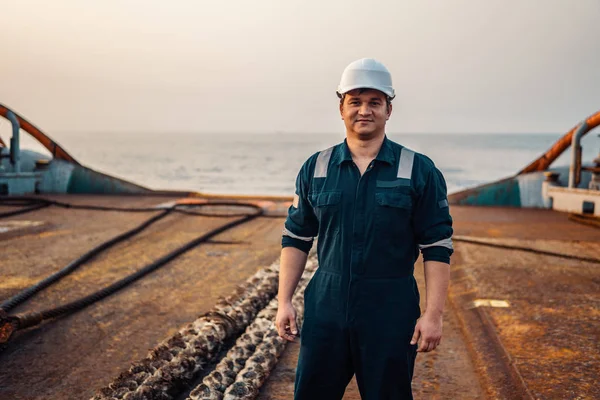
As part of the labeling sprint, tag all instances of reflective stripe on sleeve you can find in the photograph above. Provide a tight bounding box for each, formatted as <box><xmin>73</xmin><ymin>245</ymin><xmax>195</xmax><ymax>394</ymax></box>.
<box><xmin>282</xmin><ymin>227</ymin><xmax>314</xmax><ymax>242</ymax></box>
<box><xmin>397</xmin><ymin>147</ymin><xmax>415</xmax><ymax>179</ymax></box>
<box><xmin>419</xmin><ymin>237</ymin><xmax>453</xmax><ymax>250</ymax></box>
<box><xmin>314</xmin><ymin>146</ymin><xmax>334</xmax><ymax>178</ymax></box>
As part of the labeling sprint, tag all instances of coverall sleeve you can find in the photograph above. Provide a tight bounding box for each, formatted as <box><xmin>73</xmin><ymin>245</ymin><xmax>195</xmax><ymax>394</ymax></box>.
<box><xmin>281</xmin><ymin>165</ymin><xmax>319</xmax><ymax>254</ymax></box>
<box><xmin>413</xmin><ymin>166</ymin><xmax>454</xmax><ymax>264</ymax></box>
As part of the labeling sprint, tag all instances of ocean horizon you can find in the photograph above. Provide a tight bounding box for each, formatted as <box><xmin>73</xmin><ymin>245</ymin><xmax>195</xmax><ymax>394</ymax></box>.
<box><xmin>14</xmin><ymin>131</ymin><xmax>600</xmax><ymax>196</ymax></box>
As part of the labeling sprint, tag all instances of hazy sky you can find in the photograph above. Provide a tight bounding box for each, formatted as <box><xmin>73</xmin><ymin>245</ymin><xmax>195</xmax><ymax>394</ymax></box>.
<box><xmin>1</xmin><ymin>0</ymin><xmax>599</xmax><ymax>135</ymax></box>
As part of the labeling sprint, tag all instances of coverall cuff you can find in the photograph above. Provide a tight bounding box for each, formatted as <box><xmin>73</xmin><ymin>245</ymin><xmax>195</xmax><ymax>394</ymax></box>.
<box><xmin>422</xmin><ymin>246</ymin><xmax>452</xmax><ymax>264</ymax></box>
<box><xmin>282</xmin><ymin>236</ymin><xmax>313</xmax><ymax>254</ymax></box>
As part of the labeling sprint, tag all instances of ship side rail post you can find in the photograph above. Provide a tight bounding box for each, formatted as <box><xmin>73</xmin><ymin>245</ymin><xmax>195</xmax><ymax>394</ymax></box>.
<box><xmin>568</xmin><ymin>122</ymin><xmax>588</xmax><ymax>188</ymax></box>
<box><xmin>4</xmin><ymin>110</ymin><xmax>21</xmax><ymax>173</ymax></box>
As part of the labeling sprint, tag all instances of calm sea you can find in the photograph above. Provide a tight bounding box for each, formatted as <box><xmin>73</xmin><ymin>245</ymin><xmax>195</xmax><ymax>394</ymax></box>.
<box><xmin>19</xmin><ymin>132</ymin><xmax>600</xmax><ymax>196</ymax></box>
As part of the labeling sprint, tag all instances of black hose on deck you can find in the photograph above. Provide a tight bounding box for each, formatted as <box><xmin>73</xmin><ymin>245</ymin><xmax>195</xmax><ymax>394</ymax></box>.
<box><xmin>0</xmin><ymin>202</ymin><xmax>51</xmax><ymax>219</ymax></box>
<box><xmin>0</xmin><ymin>196</ymin><xmax>161</xmax><ymax>220</ymax></box>
<box><xmin>49</xmin><ymin>199</ymin><xmax>264</xmax><ymax>217</ymax></box>
<box><xmin>16</xmin><ymin>212</ymin><xmax>260</xmax><ymax>330</ymax></box>
<box><xmin>0</xmin><ymin>208</ymin><xmax>173</xmax><ymax>312</ymax></box>
<box><xmin>568</xmin><ymin>213</ymin><xmax>600</xmax><ymax>230</ymax></box>
<box><xmin>0</xmin><ymin>202</ymin><xmax>263</xmax><ymax>349</ymax></box>
<box><xmin>0</xmin><ymin>196</ymin><xmax>272</xmax><ymax>218</ymax></box>
<box><xmin>0</xmin><ymin>200</ymin><xmax>265</xmax><ymax>314</ymax></box>
<box><xmin>453</xmin><ymin>236</ymin><xmax>600</xmax><ymax>264</ymax></box>
<box><xmin>0</xmin><ymin>198</ymin><xmax>47</xmax><ymax>207</ymax></box>
<box><xmin>0</xmin><ymin>196</ymin><xmax>165</xmax><ymax>214</ymax></box>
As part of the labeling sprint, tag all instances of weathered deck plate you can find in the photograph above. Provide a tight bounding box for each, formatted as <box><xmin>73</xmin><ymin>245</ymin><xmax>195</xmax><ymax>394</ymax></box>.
<box><xmin>1</xmin><ymin>196</ymin><xmax>599</xmax><ymax>399</ymax></box>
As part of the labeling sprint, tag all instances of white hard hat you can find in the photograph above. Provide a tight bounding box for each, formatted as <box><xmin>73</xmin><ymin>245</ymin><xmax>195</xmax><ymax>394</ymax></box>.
<box><xmin>336</xmin><ymin>58</ymin><xmax>395</xmax><ymax>99</ymax></box>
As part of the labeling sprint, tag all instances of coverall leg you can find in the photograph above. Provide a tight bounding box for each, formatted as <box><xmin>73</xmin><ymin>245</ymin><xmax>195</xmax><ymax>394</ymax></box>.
<box><xmin>295</xmin><ymin>272</ymin><xmax>421</xmax><ymax>400</ymax></box>
<box><xmin>294</xmin><ymin>270</ymin><xmax>354</xmax><ymax>399</ymax></box>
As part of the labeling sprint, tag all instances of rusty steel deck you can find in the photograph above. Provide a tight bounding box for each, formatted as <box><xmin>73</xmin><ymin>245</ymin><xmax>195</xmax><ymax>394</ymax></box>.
<box><xmin>1</xmin><ymin>195</ymin><xmax>599</xmax><ymax>399</ymax></box>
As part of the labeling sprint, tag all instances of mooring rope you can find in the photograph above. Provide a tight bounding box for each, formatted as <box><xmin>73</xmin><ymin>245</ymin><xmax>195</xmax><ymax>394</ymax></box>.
<box><xmin>189</xmin><ymin>259</ymin><xmax>316</xmax><ymax>400</ymax></box>
<box><xmin>91</xmin><ymin>261</ymin><xmax>283</xmax><ymax>400</ymax></box>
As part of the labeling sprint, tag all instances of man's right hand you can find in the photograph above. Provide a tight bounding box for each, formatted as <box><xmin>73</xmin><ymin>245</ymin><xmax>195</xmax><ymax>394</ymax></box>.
<box><xmin>276</xmin><ymin>302</ymin><xmax>298</xmax><ymax>342</ymax></box>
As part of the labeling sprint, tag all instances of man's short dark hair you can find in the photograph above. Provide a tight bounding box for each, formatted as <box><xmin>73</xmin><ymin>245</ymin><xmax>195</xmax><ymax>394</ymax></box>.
<box><xmin>339</xmin><ymin>89</ymin><xmax>392</xmax><ymax>109</ymax></box>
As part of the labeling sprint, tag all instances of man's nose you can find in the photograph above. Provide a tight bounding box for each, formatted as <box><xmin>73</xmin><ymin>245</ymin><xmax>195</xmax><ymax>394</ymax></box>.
<box><xmin>359</xmin><ymin>104</ymin><xmax>372</xmax><ymax>115</ymax></box>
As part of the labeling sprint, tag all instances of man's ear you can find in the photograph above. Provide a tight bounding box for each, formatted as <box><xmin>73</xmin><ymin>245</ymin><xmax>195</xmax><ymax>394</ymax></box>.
<box><xmin>387</xmin><ymin>102</ymin><xmax>393</xmax><ymax>120</ymax></box>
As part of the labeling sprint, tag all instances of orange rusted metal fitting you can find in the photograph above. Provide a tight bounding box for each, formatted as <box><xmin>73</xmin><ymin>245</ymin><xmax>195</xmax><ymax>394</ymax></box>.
<box><xmin>0</xmin><ymin>310</ymin><xmax>17</xmax><ymax>350</ymax></box>
<box><xmin>519</xmin><ymin>110</ymin><xmax>600</xmax><ymax>174</ymax></box>
<box><xmin>0</xmin><ymin>103</ymin><xmax>79</xmax><ymax>164</ymax></box>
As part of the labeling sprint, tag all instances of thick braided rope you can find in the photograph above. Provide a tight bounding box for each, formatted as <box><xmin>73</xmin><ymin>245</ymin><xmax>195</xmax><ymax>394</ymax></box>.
<box><xmin>189</xmin><ymin>258</ymin><xmax>317</xmax><ymax>400</ymax></box>
<box><xmin>92</xmin><ymin>261</ymin><xmax>281</xmax><ymax>400</ymax></box>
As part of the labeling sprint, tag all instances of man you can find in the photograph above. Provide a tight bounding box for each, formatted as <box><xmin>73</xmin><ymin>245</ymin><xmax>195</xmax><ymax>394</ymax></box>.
<box><xmin>276</xmin><ymin>58</ymin><xmax>453</xmax><ymax>400</ymax></box>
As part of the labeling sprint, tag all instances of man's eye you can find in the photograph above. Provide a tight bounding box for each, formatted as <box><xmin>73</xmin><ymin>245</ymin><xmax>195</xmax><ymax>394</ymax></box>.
<box><xmin>371</xmin><ymin>102</ymin><xmax>381</xmax><ymax>106</ymax></box>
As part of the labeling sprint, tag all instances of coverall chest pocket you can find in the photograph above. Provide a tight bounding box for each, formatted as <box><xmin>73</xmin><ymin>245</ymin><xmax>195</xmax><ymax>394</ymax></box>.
<box><xmin>374</xmin><ymin>191</ymin><xmax>413</xmax><ymax>243</ymax></box>
<box><xmin>310</xmin><ymin>191</ymin><xmax>342</xmax><ymax>233</ymax></box>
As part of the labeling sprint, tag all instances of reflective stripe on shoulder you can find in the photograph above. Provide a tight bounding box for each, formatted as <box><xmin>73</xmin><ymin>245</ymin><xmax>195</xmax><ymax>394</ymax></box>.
<box><xmin>397</xmin><ymin>147</ymin><xmax>415</xmax><ymax>179</ymax></box>
<box><xmin>419</xmin><ymin>237</ymin><xmax>453</xmax><ymax>250</ymax></box>
<box><xmin>314</xmin><ymin>146</ymin><xmax>334</xmax><ymax>178</ymax></box>
<box><xmin>282</xmin><ymin>227</ymin><xmax>314</xmax><ymax>242</ymax></box>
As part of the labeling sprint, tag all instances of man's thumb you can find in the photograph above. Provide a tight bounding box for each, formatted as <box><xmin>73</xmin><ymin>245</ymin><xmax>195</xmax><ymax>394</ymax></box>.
<box><xmin>289</xmin><ymin>317</ymin><xmax>298</xmax><ymax>335</ymax></box>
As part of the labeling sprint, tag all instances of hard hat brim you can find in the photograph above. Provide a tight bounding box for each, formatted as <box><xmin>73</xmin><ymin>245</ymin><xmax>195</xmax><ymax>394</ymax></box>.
<box><xmin>336</xmin><ymin>85</ymin><xmax>395</xmax><ymax>100</ymax></box>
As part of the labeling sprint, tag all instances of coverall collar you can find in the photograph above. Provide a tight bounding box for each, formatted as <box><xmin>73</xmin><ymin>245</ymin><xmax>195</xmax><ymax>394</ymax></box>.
<box><xmin>334</xmin><ymin>135</ymin><xmax>396</xmax><ymax>166</ymax></box>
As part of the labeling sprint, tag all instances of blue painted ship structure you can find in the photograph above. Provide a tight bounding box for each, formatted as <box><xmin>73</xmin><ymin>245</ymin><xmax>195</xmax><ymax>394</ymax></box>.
<box><xmin>1</xmin><ymin>103</ymin><xmax>599</xmax><ymax>216</ymax></box>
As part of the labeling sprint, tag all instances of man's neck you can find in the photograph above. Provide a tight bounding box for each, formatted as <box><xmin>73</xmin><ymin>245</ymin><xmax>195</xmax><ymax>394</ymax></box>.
<box><xmin>346</xmin><ymin>132</ymin><xmax>386</xmax><ymax>161</ymax></box>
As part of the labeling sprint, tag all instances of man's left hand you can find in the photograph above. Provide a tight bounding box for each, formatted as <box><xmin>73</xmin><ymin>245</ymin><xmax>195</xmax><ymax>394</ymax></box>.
<box><xmin>410</xmin><ymin>311</ymin><xmax>443</xmax><ymax>352</ymax></box>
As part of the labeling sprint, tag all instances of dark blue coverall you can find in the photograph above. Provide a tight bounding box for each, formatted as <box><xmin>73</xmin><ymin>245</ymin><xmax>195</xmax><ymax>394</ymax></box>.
<box><xmin>282</xmin><ymin>136</ymin><xmax>454</xmax><ymax>400</ymax></box>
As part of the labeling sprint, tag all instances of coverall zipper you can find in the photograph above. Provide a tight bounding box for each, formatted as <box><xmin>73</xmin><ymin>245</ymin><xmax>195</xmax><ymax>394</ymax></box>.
<box><xmin>346</xmin><ymin>160</ymin><xmax>374</xmax><ymax>323</ymax></box>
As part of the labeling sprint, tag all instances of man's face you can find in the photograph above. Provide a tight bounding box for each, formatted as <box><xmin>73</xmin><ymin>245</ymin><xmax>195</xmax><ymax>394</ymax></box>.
<box><xmin>340</xmin><ymin>89</ymin><xmax>392</xmax><ymax>139</ymax></box>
